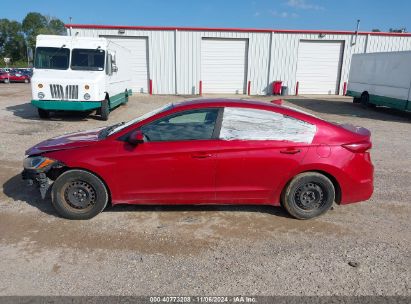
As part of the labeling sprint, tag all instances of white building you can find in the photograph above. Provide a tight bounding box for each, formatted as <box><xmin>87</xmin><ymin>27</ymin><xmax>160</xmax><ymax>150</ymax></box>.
<box><xmin>66</xmin><ymin>24</ymin><xmax>411</xmax><ymax>96</ymax></box>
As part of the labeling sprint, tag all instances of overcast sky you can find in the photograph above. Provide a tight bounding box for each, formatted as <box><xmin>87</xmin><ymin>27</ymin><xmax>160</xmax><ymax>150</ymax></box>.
<box><xmin>3</xmin><ymin>0</ymin><xmax>410</xmax><ymax>32</ymax></box>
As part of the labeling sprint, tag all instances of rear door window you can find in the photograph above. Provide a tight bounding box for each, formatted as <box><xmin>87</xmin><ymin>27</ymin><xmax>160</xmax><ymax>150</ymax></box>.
<box><xmin>220</xmin><ymin>107</ymin><xmax>316</xmax><ymax>143</ymax></box>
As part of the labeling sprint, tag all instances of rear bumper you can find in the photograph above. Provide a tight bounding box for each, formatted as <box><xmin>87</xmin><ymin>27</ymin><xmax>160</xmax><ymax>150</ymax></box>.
<box><xmin>31</xmin><ymin>99</ymin><xmax>101</xmax><ymax>111</ymax></box>
<box><xmin>339</xmin><ymin>153</ymin><xmax>374</xmax><ymax>204</ymax></box>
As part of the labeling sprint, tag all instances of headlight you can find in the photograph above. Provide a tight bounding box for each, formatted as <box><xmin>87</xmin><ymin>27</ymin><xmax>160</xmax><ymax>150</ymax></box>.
<box><xmin>84</xmin><ymin>93</ymin><xmax>91</xmax><ymax>100</ymax></box>
<box><xmin>23</xmin><ymin>156</ymin><xmax>56</xmax><ymax>170</ymax></box>
<box><xmin>38</xmin><ymin>92</ymin><xmax>45</xmax><ymax>99</ymax></box>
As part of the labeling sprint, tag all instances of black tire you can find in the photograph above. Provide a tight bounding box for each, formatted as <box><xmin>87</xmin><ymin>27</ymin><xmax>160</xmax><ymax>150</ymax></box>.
<box><xmin>100</xmin><ymin>99</ymin><xmax>110</xmax><ymax>121</ymax></box>
<box><xmin>360</xmin><ymin>92</ymin><xmax>370</xmax><ymax>108</ymax></box>
<box><xmin>38</xmin><ymin>108</ymin><xmax>50</xmax><ymax>119</ymax></box>
<box><xmin>51</xmin><ymin>169</ymin><xmax>109</xmax><ymax>220</ymax></box>
<box><xmin>281</xmin><ymin>172</ymin><xmax>335</xmax><ymax>220</ymax></box>
<box><xmin>123</xmin><ymin>90</ymin><xmax>129</xmax><ymax>105</ymax></box>
<box><xmin>353</xmin><ymin>97</ymin><xmax>361</xmax><ymax>104</ymax></box>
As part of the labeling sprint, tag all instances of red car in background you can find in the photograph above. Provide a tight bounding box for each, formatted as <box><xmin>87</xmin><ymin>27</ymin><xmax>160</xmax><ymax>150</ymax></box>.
<box><xmin>0</xmin><ymin>72</ymin><xmax>10</xmax><ymax>83</ymax></box>
<box><xmin>22</xmin><ymin>99</ymin><xmax>374</xmax><ymax>220</ymax></box>
<box><xmin>0</xmin><ymin>72</ymin><xmax>30</xmax><ymax>83</ymax></box>
<box><xmin>9</xmin><ymin>72</ymin><xmax>30</xmax><ymax>83</ymax></box>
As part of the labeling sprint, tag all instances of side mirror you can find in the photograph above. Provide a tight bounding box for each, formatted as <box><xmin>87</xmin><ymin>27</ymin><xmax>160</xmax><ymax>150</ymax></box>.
<box><xmin>128</xmin><ymin>130</ymin><xmax>145</xmax><ymax>145</ymax></box>
<box><xmin>112</xmin><ymin>64</ymin><xmax>118</xmax><ymax>73</ymax></box>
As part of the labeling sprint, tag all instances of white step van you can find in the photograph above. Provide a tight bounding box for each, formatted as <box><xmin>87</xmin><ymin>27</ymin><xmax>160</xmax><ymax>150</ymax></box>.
<box><xmin>347</xmin><ymin>51</ymin><xmax>411</xmax><ymax>112</ymax></box>
<box><xmin>31</xmin><ymin>35</ymin><xmax>132</xmax><ymax>120</ymax></box>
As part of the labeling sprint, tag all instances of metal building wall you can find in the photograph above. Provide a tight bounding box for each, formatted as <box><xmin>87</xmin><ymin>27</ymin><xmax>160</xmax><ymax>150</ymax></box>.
<box><xmin>72</xmin><ymin>28</ymin><xmax>176</xmax><ymax>94</ymax></box>
<box><xmin>70</xmin><ymin>27</ymin><xmax>411</xmax><ymax>96</ymax></box>
<box><xmin>176</xmin><ymin>31</ymin><xmax>271</xmax><ymax>95</ymax></box>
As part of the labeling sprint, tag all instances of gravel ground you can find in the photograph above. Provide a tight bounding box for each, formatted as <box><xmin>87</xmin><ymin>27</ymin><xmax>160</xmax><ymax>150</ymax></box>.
<box><xmin>0</xmin><ymin>83</ymin><xmax>410</xmax><ymax>296</ymax></box>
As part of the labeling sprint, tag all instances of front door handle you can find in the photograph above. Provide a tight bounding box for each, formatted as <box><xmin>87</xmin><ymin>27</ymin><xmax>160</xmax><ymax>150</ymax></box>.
<box><xmin>192</xmin><ymin>153</ymin><xmax>212</xmax><ymax>159</ymax></box>
<box><xmin>280</xmin><ymin>148</ymin><xmax>301</xmax><ymax>154</ymax></box>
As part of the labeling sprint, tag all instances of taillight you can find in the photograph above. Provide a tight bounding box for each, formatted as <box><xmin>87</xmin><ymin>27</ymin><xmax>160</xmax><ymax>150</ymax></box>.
<box><xmin>342</xmin><ymin>141</ymin><xmax>372</xmax><ymax>153</ymax></box>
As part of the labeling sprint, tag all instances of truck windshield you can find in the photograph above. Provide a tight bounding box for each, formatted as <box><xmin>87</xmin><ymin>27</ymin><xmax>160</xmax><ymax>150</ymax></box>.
<box><xmin>71</xmin><ymin>49</ymin><xmax>105</xmax><ymax>71</ymax></box>
<box><xmin>34</xmin><ymin>47</ymin><xmax>70</xmax><ymax>70</ymax></box>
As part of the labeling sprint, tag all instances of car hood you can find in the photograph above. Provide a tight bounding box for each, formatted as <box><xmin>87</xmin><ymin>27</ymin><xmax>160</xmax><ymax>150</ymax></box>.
<box><xmin>26</xmin><ymin>128</ymin><xmax>104</xmax><ymax>155</ymax></box>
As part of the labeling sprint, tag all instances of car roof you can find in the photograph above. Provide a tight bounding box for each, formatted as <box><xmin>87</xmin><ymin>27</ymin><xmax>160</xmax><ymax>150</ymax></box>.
<box><xmin>172</xmin><ymin>98</ymin><xmax>319</xmax><ymax>122</ymax></box>
<box><xmin>175</xmin><ymin>98</ymin><xmax>278</xmax><ymax>108</ymax></box>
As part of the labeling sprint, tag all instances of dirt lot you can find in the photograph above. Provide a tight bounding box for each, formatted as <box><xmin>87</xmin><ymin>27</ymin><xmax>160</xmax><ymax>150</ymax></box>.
<box><xmin>0</xmin><ymin>83</ymin><xmax>410</xmax><ymax>296</ymax></box>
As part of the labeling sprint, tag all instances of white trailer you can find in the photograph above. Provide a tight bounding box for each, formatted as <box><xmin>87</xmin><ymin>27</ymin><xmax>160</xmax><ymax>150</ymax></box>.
<box><xmin>31</xmin><ymin>35</ymin><xmax>132</xmax><ymax>120</ymax></box>
<box><xmin>346</xmin><ymin>51</ymin><xmax>411</xmax><ymax>111</ymax></box>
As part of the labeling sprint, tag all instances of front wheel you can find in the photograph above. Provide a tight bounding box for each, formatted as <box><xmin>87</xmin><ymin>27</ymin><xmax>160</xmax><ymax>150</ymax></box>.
<box><xmin>38</xmin><ymin>108</ymin><xmax>50</xmax><ymax>119</ymax></box>
<box><xmin>51</xmin><ymin>169</ymin><xmax>109</xmax><ymax>220</ymax></box>
<box><xmin>281</xmin><ymin>172</ymin><xmax>335</xmax><ymax>219</ymax></box>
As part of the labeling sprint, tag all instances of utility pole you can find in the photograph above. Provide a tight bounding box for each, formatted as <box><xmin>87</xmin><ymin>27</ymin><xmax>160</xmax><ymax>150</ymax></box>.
<box><xmin>69</xmin><ymin>17</ymin><xmax>73</xmax><ymax>36</ymax></box>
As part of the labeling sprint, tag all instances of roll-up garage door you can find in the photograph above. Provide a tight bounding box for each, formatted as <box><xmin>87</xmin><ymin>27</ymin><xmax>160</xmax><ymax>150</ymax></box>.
<box><xmin>296</xmin><ymin>41</ymin><xmax>344</xmax><ymax>94</ymax></box>
<box><xmin>201</xmin><ymin>38</ymin><xmax>248</xmax><ymax>94</ymax></box>
<box><xmin>103</xmin><ymin>36</ymin><xmax>149</xmax><ymax>93</ymax></box>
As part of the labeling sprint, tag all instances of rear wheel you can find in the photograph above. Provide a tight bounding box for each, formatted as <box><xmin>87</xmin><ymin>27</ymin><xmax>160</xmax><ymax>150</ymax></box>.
<box><xmin>360</xmin><ymin>92</ymin><xmax>370</xmax><ymax>108</ymax></box>
<box><xmin>51</xmin><ymin>169</ymin><xmax>109</xmax><ymax>220</ymax></box>
<box><xmin>123</xmin><ymin>90</ymin><xmax>129</xmax><ymax>105</ymax></box>
<box><xmin>38</xmin><ymin>108</ymin><xmax>50</xmax><ymax>119</ymax></box>
<box><xmin>4</xmin><ymin>78</ymin><xmax>9</xmax><ymax>84</ymax></box>
<box><xmin>24</xmin><ymin>78</ymin><xmax>29</xmax><ymax>83</ymax></box>
<box><xmin>100</xmin><ymin>99</ymin><xmax>110</xmax><ymax>121</ymax></box>
<box><xmin>281</xmin><ymin>172</ymin><xmax>335</xmax><ymax>219</ymax></box>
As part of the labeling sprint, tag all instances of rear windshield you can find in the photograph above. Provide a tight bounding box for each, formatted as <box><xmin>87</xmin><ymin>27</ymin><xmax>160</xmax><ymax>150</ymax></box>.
<box><xmin>71</xmin><ymin>49</ymin><xmax>105</xmax><ymax>71</ymax></box>
<box><xmin>34</xmin><ymin>47</ymin><xmax>70</xmax><ymax>70</ymax></box>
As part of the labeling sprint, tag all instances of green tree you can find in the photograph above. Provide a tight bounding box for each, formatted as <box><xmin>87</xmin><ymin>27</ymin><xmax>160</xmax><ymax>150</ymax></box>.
<box><xmin>0</xmin><ymin>12</ymin><xmax>65</xmax><ymax>67</ymax></box>
<box><xmin>22</xmin><ymin>12</ymin><xmax>47</xmax><ymax>49</ymax></box>
<box><xmin>0</xmin><ymin>19</ymin><xmax>27</xmax><ymax>64</ymax></box>
<box><xmin>22</xmin><ymin>12</ymin><xmax>66</xmax><ymax>49</ymax></box>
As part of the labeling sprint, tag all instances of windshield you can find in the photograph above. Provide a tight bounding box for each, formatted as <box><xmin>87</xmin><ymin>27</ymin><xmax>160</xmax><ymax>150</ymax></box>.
<box><xmin>71</xmin><ymin>48</ymin><xmax>105</xmax><ymax>71</ymax></box>
<box><xmin>101</xmin><ymin>103</ymin><xmax>174</xmax><ymax>138</ymax></box>
<box><xmin>34</xmin><ymin>47</ymin><xmax>70</xmax><ymax>70</ymax></box>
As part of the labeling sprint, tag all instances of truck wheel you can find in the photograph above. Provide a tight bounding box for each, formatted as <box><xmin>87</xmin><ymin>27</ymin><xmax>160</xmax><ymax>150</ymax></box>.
<box><xmin>51</xmin><ymin>169</ymin><xmax>109</xmax><ymax>220</ymax></box>
<box><xmin>123</xmin><ymin>90</ymin><xmax>129</xmax><ymax>105</ymax></box>
<box><xmin>281</xmin><ymin>172</ymin><xmax>335</xmax><ymax>220</ymax></box>
<box><xmin>100</xmin><ymin>99</ymin><xmax>110</xmax><ymax>121</ymax></box>
<box><xmin>360</xmin><ymin>92</ymin><xmax>370</xmax><ymax>108</ymax></box>
<box><xmin>38</xmin><ymin>108</ymin><xmax>50</xmax><ymax>119</ymax></box>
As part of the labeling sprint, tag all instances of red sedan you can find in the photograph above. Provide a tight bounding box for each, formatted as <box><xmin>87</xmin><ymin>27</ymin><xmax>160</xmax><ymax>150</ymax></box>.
<box><xmin>0</xmin><ymin>72</ymin><xmax>30</xmax><ymax>83</ymax></box>
<box><xmin>22</xmin><ymin>99</ymin><xmax>373</xmax><ymax>220</ymax></box>
<box><xmin>9</xmin><ymin>72</ymin><xmax>30</xmax><ymax>83</ymax></box>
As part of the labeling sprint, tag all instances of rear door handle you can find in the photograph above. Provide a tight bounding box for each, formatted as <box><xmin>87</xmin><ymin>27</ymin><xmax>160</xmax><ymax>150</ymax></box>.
<box><xmin>280</xmin><ymin>148</ymin><xmax>301</xmax><ymax>154</ymax></box>
<box><xmin>191</xmin><ymin>153</ymin><xmax>212</xmax><ymax>159</ymax></box>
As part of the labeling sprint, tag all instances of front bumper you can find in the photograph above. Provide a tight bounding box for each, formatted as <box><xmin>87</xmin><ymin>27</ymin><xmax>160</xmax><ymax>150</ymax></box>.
<box><xmin>22</xmin><ymin>169</ymin><xmax>52</xmax><ymax>199</ymax></box>
<box><xmin>31</xmin><ymin>99</ymin><xmax>102</xmax><ymax>111</ymax></box>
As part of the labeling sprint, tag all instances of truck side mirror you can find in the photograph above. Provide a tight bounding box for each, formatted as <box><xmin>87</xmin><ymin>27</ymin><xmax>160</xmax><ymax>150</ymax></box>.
<box><xmin>128</xmin><ymin>130</ymin><xmax>145</xmax><ymax>145</ymax></box>
<box><xmin>112</xmin><ymin>64</ymin><xmax>118</xmax><ymax>73</ymax></box>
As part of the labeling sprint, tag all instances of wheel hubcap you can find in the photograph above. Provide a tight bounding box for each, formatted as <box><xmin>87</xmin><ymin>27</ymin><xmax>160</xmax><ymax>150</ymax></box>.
<box><xmin>295</xmin><ymin>182</ymin><xmax>325</xmax><ymax>210</ymax></box>
<box><xmin>64</xmin><ymin>181</ymin><xmax>96</xmax><ymax>210</ymax></box>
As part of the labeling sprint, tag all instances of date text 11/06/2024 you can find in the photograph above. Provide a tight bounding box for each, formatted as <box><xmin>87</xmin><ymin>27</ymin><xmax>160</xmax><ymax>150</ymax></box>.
<box><xmin>149</xmin><ymin>296</ymin><xmax>257</xmax><ymax>303</ymax></box>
